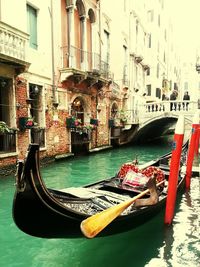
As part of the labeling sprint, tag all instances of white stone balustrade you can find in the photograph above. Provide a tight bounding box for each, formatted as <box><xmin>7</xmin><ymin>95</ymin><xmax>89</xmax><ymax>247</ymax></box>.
<box><xmin>0</xmin><ymin>21</ymin><xmax>29</xmax><ymax>63</ymax></box>
<box><xmin>124</xmin><ymin>100</ymin><xmax>199</xmax><ymax>128</ymax></box>
<box><xmin>143</xmin><ymin>100</ymin><xmax>198</xmax><ymax>114</ymax></box>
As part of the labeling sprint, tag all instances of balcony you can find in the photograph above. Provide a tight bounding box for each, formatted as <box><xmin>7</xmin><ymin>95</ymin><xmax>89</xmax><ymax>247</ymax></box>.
<box><xmin>0</xmin><ymin>21</ymin><xmax>30</xmax><ymax>71</ymax></box>
<box><xmin>0</xmin><ymin>131</ymin><xmax>16</xmax><ymax>154</ymax></box>
<box><xmin>111</xmin><ymin>127</ymin><xmax>122</xmax><ymax>139</ymax></box>
<box><xmin>122</xmin><ymin>65</ymin><xmax>129</xmax><ymax>86</ymax></box>
<box><xmin>110</xmin><ymin>81</ymin><xmax>120</xmax><ymax>99</ymax></box>
<box><xmin>196</xmin><ymin>64</ymin><xmax>200</xmax><ymax>73</ymax></box>
<box><xmin>141</xmin><ymin>62</ymin><xmax>150</xmax><ymax>71</ymax></box>
<box><xmin>135</xmin><ymin>55</ymin><xmax>143</xmax><ymax>63</ymax></box>
<box><xmin>71</xmin><ymin>131</ymin><xmax>91</xmax><ymax>145</ymax></box>
<box><xmin>60</xmin><ymin>45</ymin><xmax>110</xmax><ymax>87</ymax></box>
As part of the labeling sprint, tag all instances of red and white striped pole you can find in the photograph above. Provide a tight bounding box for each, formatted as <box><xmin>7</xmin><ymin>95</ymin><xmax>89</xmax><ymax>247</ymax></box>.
<box><xmin>165</xmin><ymin>115</ymin><xmax>185</xmax><ymax>225</ymax></box>
<box><xmin>185</xmin><ymin>112</ymin><xmax>200</xmax><ymax>189</ymax></box>
<box><xmin>194</xmin><ymin>125</ymin><xmax>200</xmax><ymax>157</ymax></box>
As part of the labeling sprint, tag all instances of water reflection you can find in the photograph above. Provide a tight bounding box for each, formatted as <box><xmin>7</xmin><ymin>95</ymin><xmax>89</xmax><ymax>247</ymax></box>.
<box><xmin>146</xmin><ymin>177</ymin><xmax>200</xmax><ymax>267</ymax></box>
<box><xmin>0</xmin><ymin>136</ymin><xmax>199</xmax><ymax>267</ymax></box>
<box><xmin>42</xmin><ymin>143</ymin><xmax>172</xmax><ymax>190</ymax></box>
<box><xmin>68</xmin><ymin>216</ymin><xmax>165</xmax><ymax>267</ymax></box>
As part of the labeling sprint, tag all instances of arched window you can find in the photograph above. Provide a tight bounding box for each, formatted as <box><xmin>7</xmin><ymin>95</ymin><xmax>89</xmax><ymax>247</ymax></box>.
<box><xmin>71</xmin><ymin>97</ymin><xmax>84</xmax><ymax>123</ymax></box>
<box><xmin>75</xmin><ymin>0</ymin><xmax>86</xmax><ymax>63</ymax></box>
<box><xmin>88</xmin><ymin>8</ymin><xmax>95</xmax><ymax>23</ymax></box>
<box><xmin>111</xmin><ymin>103</ymin><xmax>118</xmax><ymax>118</ymax></box>
<box><xmin>87</xmin><ymin>8</ymin><xmax>95</xmax><ymax>68</ymax></box>
<box><xmin>76</xmin><ymin>0</ymin><xmax>86</xmax><ymax>17</ymax></box>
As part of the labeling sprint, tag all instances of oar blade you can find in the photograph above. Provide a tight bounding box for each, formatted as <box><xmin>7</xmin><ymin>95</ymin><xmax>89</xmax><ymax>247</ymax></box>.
<box><xmin>80</xmin><ymin>180</ymin><xmax>164</xmax><ymax>238</ymax></box>
<box><xmin>80</xmin><ymin>199</ymin><xmax>134</xmax><ymax>238</ymax></box>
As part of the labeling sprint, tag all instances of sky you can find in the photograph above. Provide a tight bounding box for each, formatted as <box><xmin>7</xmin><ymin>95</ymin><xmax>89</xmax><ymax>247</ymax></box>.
<box><xmin>166</xmin><ymin>0</ymin><xmax>200</xmax><ymax>59</ymax></box>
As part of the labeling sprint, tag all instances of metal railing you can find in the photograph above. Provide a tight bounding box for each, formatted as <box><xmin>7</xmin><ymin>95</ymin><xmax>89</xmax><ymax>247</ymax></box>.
<box><xmin>60</xmin><ymin>45</ymin><xmax>110</xmax><ymax>79</ymax></box>
<box><xmin>122</xmin><ymin>65</ymin><xmax>128</xmax><ymax>86</ymax></box>
<box><xmin>111</xmin><ymin>81</ymin><xmax>120</xmax><ymax>97</ymax></box>
<box><xmin>111</xmin><ymin>127</ymin><xmax>121</xmax><ymax>139</ymax></box>
<box><xmin>0</xmin><ymin>132</ymin><xmax>16</xmax><ymax>153</ymax></box>
<box><xmin>71</xmin><ymin>130</ymin><xmax>91</xmax><ymax>144</ymax></box>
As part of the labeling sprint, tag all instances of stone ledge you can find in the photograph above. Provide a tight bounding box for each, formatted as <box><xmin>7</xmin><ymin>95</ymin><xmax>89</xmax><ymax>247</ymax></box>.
<box><xmin>0</xmin><ymin>164</ymin><xmax>16</xmax><ymax>177</ymax></box>
<box><xmin>0</xmin><ymin>152</ymin><xmax>18</xmax><ymax>158</ymax></box>
<box><xmin>89</xmin><ymin>145</ymin><xmax>112</xmax><ymax>153</ymax></box>
<box><xmin>55</xmin><ymin>152</ymin><xmax>74</xmax><ymax>160</ymax></box>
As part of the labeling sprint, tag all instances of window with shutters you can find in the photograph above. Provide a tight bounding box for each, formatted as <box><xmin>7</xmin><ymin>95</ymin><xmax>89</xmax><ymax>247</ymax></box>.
<box><xmin>27</xmin><ymin>4</ymin><xmax>38</xmax><ymax>49</ymax></box>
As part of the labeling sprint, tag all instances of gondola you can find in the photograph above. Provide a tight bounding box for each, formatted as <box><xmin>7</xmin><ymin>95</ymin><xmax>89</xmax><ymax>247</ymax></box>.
<box><xmin>12</xmin><ymin>142</ymin><xmax>188</xmax><ymax>239</ymax></box>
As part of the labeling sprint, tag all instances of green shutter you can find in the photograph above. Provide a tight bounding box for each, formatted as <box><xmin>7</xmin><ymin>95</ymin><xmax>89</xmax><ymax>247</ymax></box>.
<box><xmin>27</xmin><ymin>5</ymin><xmax>37</xmax><ymax>49</ymax></box>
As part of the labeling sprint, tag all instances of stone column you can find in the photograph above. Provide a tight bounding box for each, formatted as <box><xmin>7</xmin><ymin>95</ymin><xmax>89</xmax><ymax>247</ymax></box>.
<box><xmin>80</xmin><ymin>15</ymin><xmax>87</xmax><ymax>70</ymax></box>
<box><xmin>67</xmin><ymin>6</ymin><xmax>75</xmax><ymax>68</ymax></box>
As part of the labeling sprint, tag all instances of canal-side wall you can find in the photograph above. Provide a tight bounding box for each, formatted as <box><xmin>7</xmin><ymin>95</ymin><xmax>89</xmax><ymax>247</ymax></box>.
<box><xmin>0</xmin><ymin>77</ymin><xmax>115</xmax><ymax>176</ymax></box>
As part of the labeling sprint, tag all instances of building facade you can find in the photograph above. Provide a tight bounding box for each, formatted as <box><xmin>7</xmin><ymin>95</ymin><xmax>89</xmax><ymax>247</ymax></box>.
<box><xmin>0</xmin><ymin>0</ymin><xmax>183</xmax><ymax>174</ymax></box>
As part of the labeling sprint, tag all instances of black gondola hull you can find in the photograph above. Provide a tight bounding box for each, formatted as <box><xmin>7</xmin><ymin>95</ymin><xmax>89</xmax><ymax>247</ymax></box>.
<box><xmin>12</xmin><ymin>143</ymin><xmax>188</xmax><ymax>238</ymax></box>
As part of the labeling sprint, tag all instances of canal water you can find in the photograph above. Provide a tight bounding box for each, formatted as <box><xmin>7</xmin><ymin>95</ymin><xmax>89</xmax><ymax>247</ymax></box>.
<box><xmin>0</xmin><ymin>136</ymin><xmax>199</xmax><ymax>267</ymax></box>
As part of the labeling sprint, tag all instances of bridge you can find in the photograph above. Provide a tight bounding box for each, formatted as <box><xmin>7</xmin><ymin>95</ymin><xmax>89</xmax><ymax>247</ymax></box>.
<box><xmin>121</xmin><ymin>100</ymin><xmax>199</xmax><ymax>143</ymax></box>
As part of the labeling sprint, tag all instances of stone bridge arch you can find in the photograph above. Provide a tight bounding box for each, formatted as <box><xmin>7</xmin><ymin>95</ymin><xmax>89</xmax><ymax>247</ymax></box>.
<box><xmin>132</xmin><ymin>113</ymin><xmax>193</xmax><ymax>143</ymax></box>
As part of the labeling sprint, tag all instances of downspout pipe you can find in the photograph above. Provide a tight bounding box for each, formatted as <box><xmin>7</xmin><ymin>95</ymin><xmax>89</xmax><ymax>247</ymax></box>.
<box><xmin>98</xmin><ymin>0</ymin><xmax>101</xmax><ymax>61</ymax></box>
<box><xmin>49</xmin><ymin>0</ymin><xmax>58</xmax><ymax>107</ymax></box>
<box><xmin>95</xmin><ymin>0</ymin><xmax>101</xmax><ymax>147</ymax></box>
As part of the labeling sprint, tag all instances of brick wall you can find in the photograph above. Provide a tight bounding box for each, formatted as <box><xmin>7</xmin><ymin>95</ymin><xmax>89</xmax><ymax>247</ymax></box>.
<box><xmin>0</xmin><ymin>77</ymin><xmax>117</xmax><ymax>175</ymax></box>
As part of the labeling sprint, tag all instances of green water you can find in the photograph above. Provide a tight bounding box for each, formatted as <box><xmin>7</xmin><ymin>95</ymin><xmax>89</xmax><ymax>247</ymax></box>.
<box><xmin>0</xmin><ymin>138</ymin><xmax>199</xmax><ymax>267</ymax></box>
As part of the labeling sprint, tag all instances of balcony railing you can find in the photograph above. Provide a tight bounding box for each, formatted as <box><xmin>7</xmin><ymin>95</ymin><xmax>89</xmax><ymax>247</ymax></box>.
<box><xmin>111</xmin><ymin>127</ymin><xmax>122</xmax><ymax>139</ymax></box>
<box><xmin>71</xmin><ymin>131</ymin><xmax>91</xmax><ymax>144</ymax></box>
<box><xmin>31</xmin><ymin>128</ymin><xmax>45</xmax><ymax>148</ymax></box>
<box><xmin>0</xmin><ymin>21</ymin><xmax>29</xmax><ymax>66</ymax></box>
<box><xmin>100</xmin><ymin>60</ymin><xmax>110</xmax><ymax>79</ymax></box>
<box><xmin>196</xmin><ymin>64</ymin><xmax>200</xmax><ymax>73</ymax></box>
<box><xmin>61</xmin><ymin>45</ymin><xmax>110</xmax><ymax>79</ymax></box>
<box><xmin>122</xmin><ymin>65</ymin><xmax>128</xmax><ymax>86</ymax></box>
<box><xmin>144</xmin><ymin>100</ymin><xmax>197</xmax><ymax>113</ymax></box>
<box><xmin>0</xmin><ymin>132</ymin><xmax>16</xmax><ymax>154</ymax></box>
<box><xmin>110</xmin><ymin>81</ymin><xmax>120</xmax><ymax>98</ymax></box>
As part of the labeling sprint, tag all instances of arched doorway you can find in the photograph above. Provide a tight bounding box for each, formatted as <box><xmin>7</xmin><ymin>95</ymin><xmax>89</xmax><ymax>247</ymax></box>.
<box><xmin>110</xmin><ymin>102</ymin><xmax>121</xmax><ymax>146</ymax></box>
<box><xmin>70</xmin><ymin>97</ymin><xmax>90</xmax><ymax>154</ymax></box>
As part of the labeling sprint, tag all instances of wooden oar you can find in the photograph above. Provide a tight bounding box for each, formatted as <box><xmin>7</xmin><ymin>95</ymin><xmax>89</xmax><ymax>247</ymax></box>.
<box><xmin>80</xmin><ymin>180</ymin><xmax>164</xmax><ymax>238</ymax></box>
